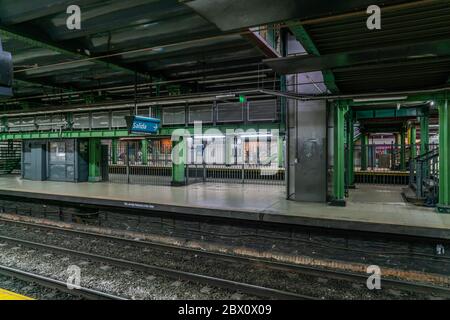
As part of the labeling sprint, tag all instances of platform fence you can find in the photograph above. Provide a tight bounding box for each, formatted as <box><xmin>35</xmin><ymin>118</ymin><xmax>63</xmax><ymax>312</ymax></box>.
<box><xmin>106</xmin><ymin>140</ymin><xmax>285</xmax><ymax>186</ymax></box>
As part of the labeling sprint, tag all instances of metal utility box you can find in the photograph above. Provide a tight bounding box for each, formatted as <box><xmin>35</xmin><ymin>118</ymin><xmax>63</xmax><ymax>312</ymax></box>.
<box><xmin>22</xmin><ymin>139</ymin><xmax>89</xmax><ymax>182</ymax></box>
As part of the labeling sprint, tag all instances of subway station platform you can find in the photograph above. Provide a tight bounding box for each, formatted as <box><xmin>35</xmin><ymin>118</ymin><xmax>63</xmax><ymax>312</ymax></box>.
<box><xmin>0</xmin><ymin>176</ymin><xmax>448</xmax><ymax>240</ymax></box>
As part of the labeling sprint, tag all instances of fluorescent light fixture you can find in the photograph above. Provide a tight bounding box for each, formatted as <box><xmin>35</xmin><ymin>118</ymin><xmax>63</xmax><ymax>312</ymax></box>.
<box><xmin>353</xmin><ymin>96</ymin><xmax>408</xmax><ymax>103</ymax></box>
<box><xmin>215</xmin><ymin>94</ymin><xmax>236</xmax><ymax>99</ymax></box>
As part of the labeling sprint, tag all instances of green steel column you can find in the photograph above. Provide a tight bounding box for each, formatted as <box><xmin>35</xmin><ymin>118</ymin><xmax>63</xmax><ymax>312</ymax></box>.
<box><xmin>141</xmin><ymin>139</ymin><xmax>148</xmax><ymax>165</ymax></box>
<box><xmin>361</xmin><ymin>134</ymin><xmax>369</xmax><ymax>171</ymax></box>
<box><xmin>88</xmin><ymin>138</ymin><xmax>101</xmax><ymax>182</ymax></box>
<box><xmin>278</xmin><ymin>135</ymin><xmax>284</xmax><ymax>168</ymax></box>
<box><xmin>420</xmin><ymin>108</ymin><xmax>429</xmax><ymax>155</ymax></box>
<box><xmin>332</xmin><ymin>101</ymin><xmax>348</xmax><ymax>206</ymax></box>
<box><xmin>346</xmin><ymin>110</ymin><xmax>355</xmax><ymax>188</ymax></box>
<box><xmin>438</xmin><ymin>97</ymin><xmax>450</xmax><ymax>213</ymax></box>
<box><xmin>410</xmin><ymin>125</ymin><xmax>416</xmax><ymax>160</ymax></box>
<box><xmin>171</xmin><ymin>137</ymin><xmax>186</xmax><ymax>186</ymax></box>
<box><xmin>112</xmin><ymin>139</ymin><xmax>118</xmax><ymax>165</ymax></box>
<box><xmin>400</xmin><ymin>128</ymin><xmax>406</xmax><ymax>171</ymax></box>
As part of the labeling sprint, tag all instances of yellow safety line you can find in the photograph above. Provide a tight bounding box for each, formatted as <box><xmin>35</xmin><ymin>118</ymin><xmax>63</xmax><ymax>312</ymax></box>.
<box><xmin>0</xmin><ymin>288</ymin><xmax>34</xmax><ymax>300</ymax></box>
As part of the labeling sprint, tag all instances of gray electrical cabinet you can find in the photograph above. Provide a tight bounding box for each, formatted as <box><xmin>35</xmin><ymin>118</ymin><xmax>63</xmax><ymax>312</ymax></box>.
<box><xmin>22</xmin><ymin>139</ymin><xmax>89</xmax><ymax>182</ymax></box>
<box><xmin>22</xmin><ymin>141</ymin><xmax>47</xmax><ymax>181</ymax></box>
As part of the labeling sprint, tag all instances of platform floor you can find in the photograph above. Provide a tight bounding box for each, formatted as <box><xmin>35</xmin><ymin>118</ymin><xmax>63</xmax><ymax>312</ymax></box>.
<box><xmin>0</xmin><ymin>176</ymin><xmax>448</xmax><ymax>239</ymax></box>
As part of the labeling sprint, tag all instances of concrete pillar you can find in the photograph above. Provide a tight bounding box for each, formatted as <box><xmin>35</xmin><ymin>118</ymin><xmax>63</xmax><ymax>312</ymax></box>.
<box><xmin>171</xmin><ymin>136</ymin><xmax>186</xmax><ymax>186</ymax></box>
<box><xmin>438</xmin><ymin>97</ymin><xmax>450</xmax><ymax>213</ymax></box>
<box><xmin>332</xmin><ymin>101</ymin><xmax>348</xmax><ymax>206</ymax></box>
<box><xmin>88</xmin><ymin>138</ymin><xmax>101</xmax><ymax>182</ymax></box>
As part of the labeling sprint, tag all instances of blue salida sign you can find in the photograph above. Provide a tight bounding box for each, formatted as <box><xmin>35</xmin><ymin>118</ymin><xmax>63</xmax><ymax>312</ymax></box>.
<box><xmin>126</xmin><ymin>116</ymin><xmax>160</xmax><ymax>134</ymax></box>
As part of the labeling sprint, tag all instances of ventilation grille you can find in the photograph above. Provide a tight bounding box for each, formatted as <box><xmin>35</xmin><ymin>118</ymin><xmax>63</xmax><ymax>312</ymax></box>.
<box><xmin>216</xmin><ymin>103</ymin><xmax>243</xmax><ymax>123</ymax></box>
<box><xmin>91</xmin><ymin>112</ymin><xmax>110</xmax><ymax>128</ymax></box>
<box><xmin>189</xmin><ymin>105</ymin><xmax>213</xmax><ymax>123</ymax></box>
<box><xmin>248</xmin><ymin>100</ymin><xmax>277</xmax><ymax>121</ymax></box>
<box><xmin>112</xmin><ymin>110</ymin><xmax>129</xmax><ymax>128</ymax></box>
<box><xmin>163</xmin><ymin>107</ymin><xmax>185</xmax><ymax>125</ymax></box>
<box><xmin>73</xmin><ymin>113</ymin><xmax>90</xmax><ymax>129</ymax></box>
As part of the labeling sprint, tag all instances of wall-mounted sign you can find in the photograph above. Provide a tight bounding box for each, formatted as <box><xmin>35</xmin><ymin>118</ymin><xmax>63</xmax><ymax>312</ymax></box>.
<box><xmin>126</xmin><ymin>116</ymin><xmax>160</xmax><ymax>135</ymax></box>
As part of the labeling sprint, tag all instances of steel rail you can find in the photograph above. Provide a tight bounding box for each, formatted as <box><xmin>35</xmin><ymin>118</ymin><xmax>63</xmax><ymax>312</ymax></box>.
<box><xmin>0</xmin><ymin>264</ymin><xmax>127</xmax><ymax>300</ymax></box>
<box><xmin>1</xmin><ymin>217</ymin><xmax>450</xmax><ymax>298</ymax></box>
<box><xmin>0</xmin><ymin>234</ymin><xmax>314</xmax><ymax>300</ymax></box>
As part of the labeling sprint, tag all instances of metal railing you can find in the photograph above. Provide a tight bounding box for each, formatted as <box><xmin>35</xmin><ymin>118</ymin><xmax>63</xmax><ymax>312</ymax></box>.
<box><xmin>409</xmin><ymin>147</ymin><xmax>439</xmax><ymax>205</ymax></box>
<box><xmin>106</xmin><ymin>140</ymin><xmax>285</xmax><ymax>186</ymax></box>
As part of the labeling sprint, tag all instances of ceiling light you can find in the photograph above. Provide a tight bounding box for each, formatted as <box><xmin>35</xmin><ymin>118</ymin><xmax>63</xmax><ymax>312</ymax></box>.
<box><xmin>353</xmin><ymin>96</ymin><xmax>408</xmax><ymax>103</ymax></box>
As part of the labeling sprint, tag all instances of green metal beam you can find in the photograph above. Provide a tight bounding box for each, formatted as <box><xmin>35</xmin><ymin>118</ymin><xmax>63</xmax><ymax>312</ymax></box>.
<box><xmin>409</xmin><ymin>125</ymin><xmax>416</xmax><ymax>160</ymax></box>
<box><xmin>438</xmin><ymin>96</ymin><xmax>450</xmax><ymax>213</ymax></box>
<box><xmin>0</xmin><ymin>123</ymin><xmax>283</xmax><ymax>141</ymax></box>
<box><xmin>88</xmin><ymin>138</ymin><xmax>101</xmax><ymax>182</ymax></box>
<box><xmin>346</xmin><ymin>110</ymin><xmax>355</xmax><ymax>187</ymax></box>
<box><xmin>141</xmin><ymin>138</ymin><xmax>148</xmax><ymax>165</ymax></box>
<box><xmin>361</xmin><ymin>134</ymin><xmax>369</xmax><ymax>171</ymax></box>
<box><xmin>287</xmin><ymin>23</ymin><xmax>339</xmax><ymax>93</ymax></box>
<box><xmin>400</xmin><ymin>128</ymin><xmax>406</xmax><ymax>171</ymax></box>
<box><xmin>112</xmin><ymin>138</ymin><xmax>118</xmax><ymax>165</ymax></box>
<box><xmin>420</xmin><ymin>107</ymin><xmax>429</xmax><ymax>155</ymax></box>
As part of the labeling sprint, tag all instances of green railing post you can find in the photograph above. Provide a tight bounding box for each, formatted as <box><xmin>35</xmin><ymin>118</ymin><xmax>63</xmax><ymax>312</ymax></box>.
<box><xmin>332</xmin><ymin>101</ymin><xmax>348</xmax><ymax>206</ymax></box>
<box><xmin>141</xmin><ymin>139</ymin><xmax>148</xmax><ymax>165</ymax></box>
<box><xmin>438</xmin><ymin>96</ymin><xmax>450</xmax><ymax>213</ymax></box>
<box><xmin>88</xmin><ymin>138</ymin><xmax>101</xmax><ymax>182</ymax></box>
<box><xmin>346</xmin><ymin>110</ymin><xmax>355</xmax><ymax>188</ymax></box>
<box><xmin>361</xmin><ymin>134</ymin><xmax>368</xmax><ymax>171</ymax></box>
<box><xmin>171</xmin><ymin>136</ymin><xmax>186</xmax><ymax>186</ymax></box>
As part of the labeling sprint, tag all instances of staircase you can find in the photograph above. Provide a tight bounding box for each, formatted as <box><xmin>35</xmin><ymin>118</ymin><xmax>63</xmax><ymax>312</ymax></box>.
<box><xmin>0</xmin><ymin>141</ymin><xmax>21</xmax><ymax>175</ymax></box>
<box><xmin>404</xmin><ymin>147</ymin><xmax>439</xmax><ymax>207</ymax></box>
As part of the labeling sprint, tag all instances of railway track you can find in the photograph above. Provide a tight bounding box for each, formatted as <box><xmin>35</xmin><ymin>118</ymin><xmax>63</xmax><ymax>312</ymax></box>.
<box><xmin>1</xmin><ymin>217</ymin><xmax>449</xmax><ymax>299</ymax></box>
<box><xmin>0</xmin><ymin>264</ymin><xmax>126</xmax><ymax>300</ymax></box>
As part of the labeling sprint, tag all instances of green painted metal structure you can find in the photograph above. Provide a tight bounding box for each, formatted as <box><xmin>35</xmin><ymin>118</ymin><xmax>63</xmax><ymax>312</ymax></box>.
<box><xmin>88</xmin><ymin>138</ymin><xmax>101</xmax><ymax>182</ymax></box>
<box><xmin>287</xmin><ymin>23</ymin><xmax>339</xmax><ymax>93</ymax></box>
<box><xmin>409</xmin><ymin>125</ymin><xmax>416</xmax><ymax>160</ymax></box>
<box><xmin>420</xmin><ymin>107</ymin><xmax>430</xmax><ymax>156</ymax></box>
<box><xmin>438</xmin><ymin>96</ymin><xmax>450</xmax><ymax>212</ymax></box>
<box><xmin>332</xmin><ymin>101</ymin><xmax>348</xmax><ymax>205</ymax></box>
<box><xmin>400</xmin><ymin>128</ymin><xmax>406</xmax><ymax>171</ymax></box>
<box><xmin>360</xmin><ymin>134</ymin><xmax>369</xmax><ymax>171</ymax></box>
<box><xmin>171</xmin><ymin>137</ymin><xmax>186</xmax><ymax>186</ymax></box>
<box><xmin>346</xmin><ymin>110</ymin><xmax>355</xmax><ymax>187</ymax></box>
